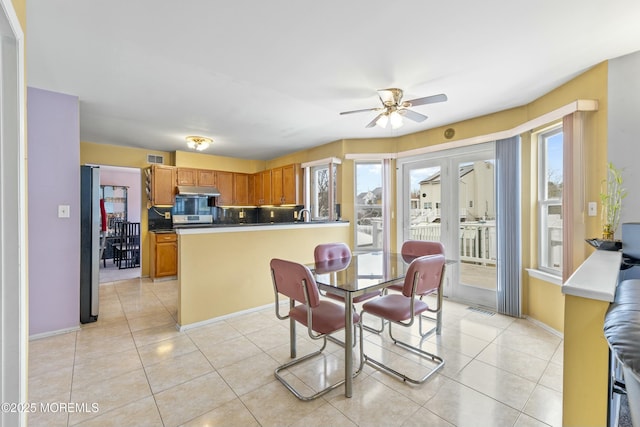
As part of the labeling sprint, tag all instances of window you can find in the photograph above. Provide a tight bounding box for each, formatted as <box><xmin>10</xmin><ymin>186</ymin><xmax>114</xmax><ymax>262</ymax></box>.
<box><xmin>304</xmin><ymin>158</ymin><xmax>340</xmax><ymax>221</ymax></box>
<box><xmin>355</xmin><ymin>161</ymin><xmax>383</xmax><ymax>250</ymax></box>
<box><xmin>538</xmin><ymin>125</ymin><xmax>563</xmax><ymax>274</ymax></box>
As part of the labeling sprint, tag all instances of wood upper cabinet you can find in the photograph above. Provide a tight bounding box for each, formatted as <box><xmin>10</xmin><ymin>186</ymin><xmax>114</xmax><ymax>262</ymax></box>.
<box><xmin>177</xmin><ymin>167</ymin><xmax>217</xmax><ymax>187</ymax></box>
<box><xmin>197</xmin><ymin>169</ymin><xmax>216</xmax><ymax>186</ymax></box>
<box><xmin>216</xmin><ymin>171</ymin><xmax>234</xmax><ymax>206</ymax></box>
<box><xmin>177</xmin><ymin>167</ymin><xmax>197</xmax><ymax>186</ymax></box>
<box><xmin>233</xmin><ymin>173</ymin><xmax>250</xmax><ymax>205</ymax></box>
<box><xmin>150</xmin><ymin>165</ymin><xmax>177</xmax><ymax>206</ymax></box>
<box><xmin>272</xmin><ymin>164</ymin><xmax>301</xmax><ymax>205</ymax></box>
<box><xmin>272</xmin><ymin>167</ymin><xmax>284</xmax><ymax>205</ymax></box>
<box><xmin>282</xmin><ymin>163</ymin><xmax>301</xmax><ymax>204</ymax></box>
<box><xmin>260</xmin><ymin>169</ymin><xmax>272</xmax><ymax>205</ymax></box>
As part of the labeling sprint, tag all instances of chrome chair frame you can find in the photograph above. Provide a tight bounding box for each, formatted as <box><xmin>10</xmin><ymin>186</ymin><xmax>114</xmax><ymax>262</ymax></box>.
<box><xmin>270</xmin><ymin>258</ymin><xmax>364</xmax><ymax>401</ymax></box>
<box><xmin>360</xmin><ymin>255</ymin><xmax>446</xmax><ymax>385</ymax></box>
<box><xmin>387</xmin><ymin>240</ymin><xmax>446</xmax><ymax>336</ymax></box>
<box><xmin>314</xmin><ymin>242</ymin><xmax>384</xmax><ymax>335</ymax></box>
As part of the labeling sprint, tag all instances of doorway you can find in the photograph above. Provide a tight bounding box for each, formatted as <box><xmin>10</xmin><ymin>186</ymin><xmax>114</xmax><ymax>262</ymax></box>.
<box><xmin>98</xmin><ymin>165</ymin><xmax>142</xmax><ymax>283</ymax></box>
<box><xmin>399</xmin><ymin>143</ymin><xmax>497</xmax><ymax>309</ymax></box>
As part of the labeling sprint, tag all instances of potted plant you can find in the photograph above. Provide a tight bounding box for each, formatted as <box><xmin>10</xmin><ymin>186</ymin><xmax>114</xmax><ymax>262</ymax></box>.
<box><xmin>600</xmin><ymin>161</ymin><xmax>626</xmax><ymax>244</ymax></box>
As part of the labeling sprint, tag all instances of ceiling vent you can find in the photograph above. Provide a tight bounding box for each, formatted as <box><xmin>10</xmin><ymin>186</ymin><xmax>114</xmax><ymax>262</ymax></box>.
<box><xmin>147</xmin><ymin>154</ymin><xmax>164</xmax><ymax>164</ymax></box>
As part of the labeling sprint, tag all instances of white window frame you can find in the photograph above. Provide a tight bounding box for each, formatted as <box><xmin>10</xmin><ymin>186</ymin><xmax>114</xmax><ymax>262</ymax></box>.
<box><xmin>302</xmin><ymin>157</ymin><xmax>341</xmax><ymax>221</ymax></box>
<box><xmin>537</xmin><ymin>125</ymin><xmax>563</xmax><ymax>275</ymax></box>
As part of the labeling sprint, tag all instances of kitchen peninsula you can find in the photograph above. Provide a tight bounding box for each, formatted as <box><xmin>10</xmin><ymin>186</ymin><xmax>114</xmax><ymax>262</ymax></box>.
<box><xmin>175</xmin><ymin>221</ymin><xmax>349</xmax><ymax>327</ymax></box>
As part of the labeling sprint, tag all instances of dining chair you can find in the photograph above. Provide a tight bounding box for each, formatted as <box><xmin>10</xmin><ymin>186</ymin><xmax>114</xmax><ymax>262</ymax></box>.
<box><xmin>314</xmin><ymin>243</ymin><xmax>384</xmax><ymax>333</ymax></box>
<box><xmin>387</xmin><ymin>240</ymin><xmax>445</xmax><ymax>336</ymax></box>
<box><xmin>360</xmin><ymin>254</ymin><xmax>446</xmax><ymax>384</ymax></box>
<box><xmin>270</xmin><ymin>258</ymin><xmax>363</xmax><ymax>401</ymax></box>
<box><xmin>115</xmin><ymin>222</ymin><xmax>141</xmax><ymax>269</ymax></box>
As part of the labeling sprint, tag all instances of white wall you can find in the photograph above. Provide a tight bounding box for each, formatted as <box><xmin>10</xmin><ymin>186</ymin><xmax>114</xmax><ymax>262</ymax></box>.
<box><xmin>608</xmin><ymin>50</ymin><xmax>640</xmax><ymax>239</ymax></box>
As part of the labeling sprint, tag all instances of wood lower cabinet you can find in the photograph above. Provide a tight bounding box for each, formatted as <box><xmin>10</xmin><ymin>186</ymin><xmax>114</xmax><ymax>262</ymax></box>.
<box><xmin>150</xmin><ymin>232</ymin><xmax>177</xmax><ymax>280</ymax></box>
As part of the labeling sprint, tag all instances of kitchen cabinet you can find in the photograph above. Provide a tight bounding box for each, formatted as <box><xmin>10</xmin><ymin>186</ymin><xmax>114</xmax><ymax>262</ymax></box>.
<box><xmin>149</xmin><ymin>165</ymin><xmax>176</xmax><ymax>206</ymax></box>
<box><xmin>177</xmin><ymin>168</ymin><xmax>217</xmax><ymax>187</ymax></box>
<box><xmin>197</xmin><ymin>169</ymin><xmax>216</xmax><ymax>186</ymax></box>
<box><xmin>177</xmin><ymin>168</ymin><xmax>197</xmax><ymax>186</ymax></box>
<box><xmin>258</xmin><ymin>169</ymin><xmax>272</xmax><ymax>205</ymax></box>
<box><xmin>253</xmin><ymin>170</ymin><xmax>272</xmax><ymax>206</ymax></box>
<box><xmin>272</xmin><ymin>167</ymin><xmax>284</xmax><ymax>204</ymax></box>
<box><xmin>149</xmin><ymin>232</ymin><xmax>177</xmax><ymax>280</ymax></box>
<box><xmin>233</xmin><ymin>173</ymin><xmax>250</xmax><ymax>205</ymax></box>
<box><xmin>272</xmin><ymin>163</ymin><xmax>301</xmax><ymax>205</ymax></box>
<box><xmin>216</xmin><ymin>171</ymin><xmax>234</xmax><ymax>206</ymax></box>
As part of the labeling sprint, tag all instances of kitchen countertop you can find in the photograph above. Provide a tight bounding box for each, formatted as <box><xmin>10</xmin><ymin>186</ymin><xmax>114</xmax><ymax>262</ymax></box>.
<box><xmin>174</xmin><ymin>220</ymin><xmax>349</xmax><ymax>235</ymax></box>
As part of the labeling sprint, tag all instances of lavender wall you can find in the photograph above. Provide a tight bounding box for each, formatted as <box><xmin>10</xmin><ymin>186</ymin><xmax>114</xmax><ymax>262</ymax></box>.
<box><xmin>28</xmin><ymin>87</ymin><xmax>80</xmax><ymax>336</ymax></box>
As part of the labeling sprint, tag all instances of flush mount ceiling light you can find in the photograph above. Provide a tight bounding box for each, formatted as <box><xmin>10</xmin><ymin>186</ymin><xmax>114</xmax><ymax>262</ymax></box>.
<box><xmin>185</xmin><ymin>136</ymin><xmax>212</xmax><ymax>151</ymax></box>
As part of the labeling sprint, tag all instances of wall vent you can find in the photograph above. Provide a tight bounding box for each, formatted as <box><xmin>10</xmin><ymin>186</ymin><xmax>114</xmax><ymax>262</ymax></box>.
<box><xmin>147</xmin><ymin>154</ymin><xmax>164</xmax><ymax>164</ymax></box>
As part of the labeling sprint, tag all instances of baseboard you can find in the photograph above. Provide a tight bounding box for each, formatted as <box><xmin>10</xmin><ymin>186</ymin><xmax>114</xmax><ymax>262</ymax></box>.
<box><xmin>29</xmin><ymin>325</ymin><xmax>80</xmax><ymax>341</ymax></box>
<box><xmin>177</xmin><ymin>302</ymin><xmax>274</xmax><ymax>332</ymax></box>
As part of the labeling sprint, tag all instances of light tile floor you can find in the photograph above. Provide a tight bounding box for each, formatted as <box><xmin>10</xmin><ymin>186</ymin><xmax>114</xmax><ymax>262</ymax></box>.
<box><xmin>28</xmin><ymin>278</ymin><xmax>563</xmax><ymax>427</ymax></box>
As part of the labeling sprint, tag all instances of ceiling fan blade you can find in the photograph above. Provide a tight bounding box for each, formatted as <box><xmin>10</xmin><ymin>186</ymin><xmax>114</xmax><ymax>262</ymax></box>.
<box><xmin>400</xmin><ymin>108</ymin><xmax>428</xmax><ymax>123</ymax></box>
<box><xmin>339</xmin><ymin>107</ymin><xmax>379</xmax><ymax>115</ymax></box>
<box><xmin>366</xmin><ymin>113</ymin><xmax>384</xmax><ymax>128</ymax></box>
<box><xmin>403</xmin><ymin>93</ymin><xmax>448</xmax><ymax>107</ymax></box>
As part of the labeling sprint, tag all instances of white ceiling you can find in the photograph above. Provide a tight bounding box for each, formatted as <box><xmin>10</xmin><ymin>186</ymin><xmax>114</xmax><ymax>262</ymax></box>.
<box><xmin>26</xmin><ymin>1</ymin><xmax>640</xmax><ymax>160</ymax></box>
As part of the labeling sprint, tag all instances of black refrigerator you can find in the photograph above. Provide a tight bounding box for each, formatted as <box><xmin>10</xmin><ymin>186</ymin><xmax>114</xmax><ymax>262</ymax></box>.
<box><xmin>80</xmin><ymin>165</ymin><xmax>101</xmax><ymax>323</ymax></box>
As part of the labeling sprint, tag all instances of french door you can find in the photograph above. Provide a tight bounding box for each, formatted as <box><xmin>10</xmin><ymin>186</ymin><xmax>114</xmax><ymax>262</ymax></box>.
<box><xmin>399</xmin><ymin>143</ymin><xmax>497</xmax><ymax>308</ymax></box>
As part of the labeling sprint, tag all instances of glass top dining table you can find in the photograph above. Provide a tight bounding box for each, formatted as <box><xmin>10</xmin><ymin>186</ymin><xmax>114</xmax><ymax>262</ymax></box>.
<box><xmin>308</xmin><ymin>251</ymin><xmax>414</xmax><ymax>398</ymax></box>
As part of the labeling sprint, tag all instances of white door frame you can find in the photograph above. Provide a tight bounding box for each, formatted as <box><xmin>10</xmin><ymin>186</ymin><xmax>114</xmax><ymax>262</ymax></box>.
<box><xmin>0</xmin><ymin>0</ymin><xmax>27</xmax><ymax>426</ymax></box>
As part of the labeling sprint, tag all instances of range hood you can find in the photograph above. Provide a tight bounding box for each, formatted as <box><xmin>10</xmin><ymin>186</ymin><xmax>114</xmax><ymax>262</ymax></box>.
<box><xmin>177</xmin><ymin>185</ymin><xmax>221</xmax><ymax>197</ymax></box>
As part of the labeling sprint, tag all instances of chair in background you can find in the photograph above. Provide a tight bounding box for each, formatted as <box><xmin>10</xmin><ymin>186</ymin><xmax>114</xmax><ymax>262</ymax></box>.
<box><xmin>360</xmin><ymin>254</ymin><xmax>446</xmax><ymax>384</ymax></box>
<box><xmin>314</xmin><ymin>243</ymin><xmax>384</xmax><ymax>333</ymax></box>
<box><xmin>270</xmin><ymin>258</ymin><xmax>363</xmax><ymax>401</ymax></box>
<box><xmin>115</xmin><ymin>221</ymin><xmax>140</xmax><ymax>269</ymax></box>
<box><xmin>387</xmin><ymin>240</ymin><xmax>445</xmax><ymax>336</ymax></box>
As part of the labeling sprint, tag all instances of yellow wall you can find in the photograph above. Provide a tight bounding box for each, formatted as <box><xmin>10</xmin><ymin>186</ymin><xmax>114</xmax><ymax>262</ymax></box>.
<box><xmin>177</xmin><ymin>224</ymin><xmax>350</xmax><ymax>326</ymax></box>
<box><xmin>527</xmin><ymin>276</ymin><xmax>564</xmax><ymax>332</ymax></box>
<box><xmin>175</xmin><ymin>150</ymin><xmax>264</xmax><ymax>173</ymax></box>
<box><xmin>563</xmin><ymin>295</ymin><xmax>611</xmax><ymax>426</ymax></box>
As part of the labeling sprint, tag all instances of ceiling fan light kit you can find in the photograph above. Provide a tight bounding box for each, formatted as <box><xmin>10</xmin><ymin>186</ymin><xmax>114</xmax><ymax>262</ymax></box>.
<box><xmin>185</xmin><ymin>135</ymin><xmax>212</xmax><ymax>151</ymax></box>
<box><xmin>340</xmin><ymin>87</ymin><xmax>447</xmax><ymax>129</ymax></box>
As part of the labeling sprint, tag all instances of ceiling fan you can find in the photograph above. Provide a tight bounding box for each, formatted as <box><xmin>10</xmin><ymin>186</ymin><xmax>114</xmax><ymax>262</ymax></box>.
<box><xmin>340</xmin><ymin>88</ymin><xmax>447</xmax><ymax>129</ymax></box>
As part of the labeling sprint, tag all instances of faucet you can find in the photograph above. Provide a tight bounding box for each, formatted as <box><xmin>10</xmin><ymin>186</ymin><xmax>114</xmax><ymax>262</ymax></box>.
<box><xmin>297</xmin><ymin>208</ymin><xmax>311</xmax><ymax>222</ymax></box>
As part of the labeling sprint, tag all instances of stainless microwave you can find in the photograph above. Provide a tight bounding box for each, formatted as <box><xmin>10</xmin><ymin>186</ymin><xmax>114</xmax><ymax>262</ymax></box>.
<box><xmin>172</xmin><ymin>195</ymin><xmax>213</xmax><ymax>216</ymax></box>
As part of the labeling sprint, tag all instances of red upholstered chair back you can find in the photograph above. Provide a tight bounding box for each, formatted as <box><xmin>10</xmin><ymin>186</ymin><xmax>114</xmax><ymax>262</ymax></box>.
<box><xmin>270</xmin><ymin>258</ymin><xmax>321</xmax><ymax>308</ymax></box>
<box><xmin>314</xmin><ymin>242</ymin><xmax>352</xmax><ymax>263</ymax></box>
<box><xmin>402</xmin><ymin>254</ymin><xmax>446</xmax><ymax>298</ymax></box>
<box><xmin>401</xmin><ymin>240</ymin><xmax>445</xmax><ymax>262</ymax></box>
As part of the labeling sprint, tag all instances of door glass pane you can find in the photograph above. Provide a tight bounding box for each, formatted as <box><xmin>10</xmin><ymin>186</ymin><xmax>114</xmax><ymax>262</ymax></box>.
<box><xmin>458</xmin><ymin>159</ymin><xmax>496</xmax><ymax>291</ymax></box>
<box><xmin>408</xmin><ymin>166</ymin><xmax>442</xmax><ymax>242</ymax></box>
<box><xmin>355</xmin><ymin>162</ymin><xmax>383</xmax><ymax>251</ymax></box>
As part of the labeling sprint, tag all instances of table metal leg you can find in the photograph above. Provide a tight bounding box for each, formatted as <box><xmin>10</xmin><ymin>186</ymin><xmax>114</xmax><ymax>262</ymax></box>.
<box><xmin>344</xmin><ymin>293</ymin><xmax>354</xmax><ymax>397</ymax></box>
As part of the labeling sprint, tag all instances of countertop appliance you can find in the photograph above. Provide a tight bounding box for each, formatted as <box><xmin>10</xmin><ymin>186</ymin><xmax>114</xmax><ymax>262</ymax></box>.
<box><xmin>80</xmin><ymin>165</ymin><xmax>101</xmax><ymax>323</ymax></box>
